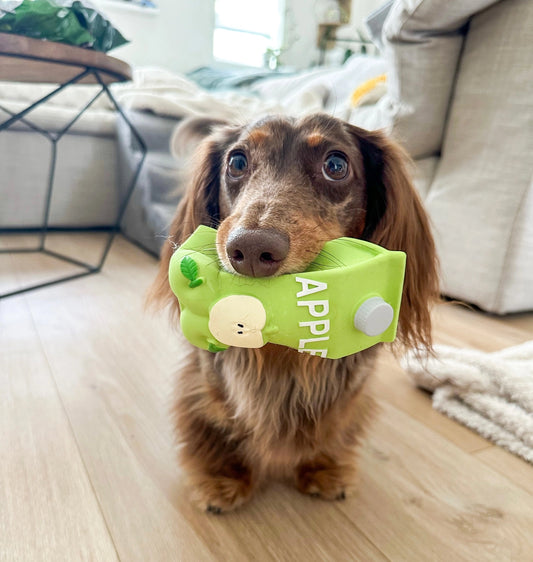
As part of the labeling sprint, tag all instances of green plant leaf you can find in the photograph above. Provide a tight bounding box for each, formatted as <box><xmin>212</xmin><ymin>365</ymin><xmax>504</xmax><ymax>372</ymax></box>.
<box><xmin>180</xmin><ymin>256</ymin><xmax>198</xmax><ymax>282</ymax></box>
<box><xmin>189</xmin><ymin>278</ymin><xmax>204</xmax><ymax>288</ymax></box>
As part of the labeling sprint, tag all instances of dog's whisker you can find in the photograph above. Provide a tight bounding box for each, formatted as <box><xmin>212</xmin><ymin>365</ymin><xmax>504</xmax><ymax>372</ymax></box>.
<box><xmin>317</xmin><ymin>249</ymin><xmax>346</xmax><ymax>268</ymax></box>
<box><xmin>306</xmin><ymin>261</ymin><xmax>337</xmax><ymax>271</ymax></box>
<box><xmin>181</xmin><ymin>245</ymin><xmax>218</xmax><ymax>255</ymax></box>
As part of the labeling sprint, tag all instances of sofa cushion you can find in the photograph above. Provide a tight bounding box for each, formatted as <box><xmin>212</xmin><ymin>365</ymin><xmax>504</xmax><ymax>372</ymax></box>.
<box><xmin>425</xmin><ymin>0</ymin><xmax>533</xmax><ymax>312</ymax></box>
<box><xmin>498</xmin><ymin>180</ymin><xmax>533</xmax><ymax>313</ymax></box>
<box><xmin>0</xmin><ymin>81</ymin><xmax>116</xmax><ymax>135</ymax></box>
<box><xmin>412</xmin><ymin>157</ymin><xmax>439</xmax><ymax>199</ymax></box>
<box><xmin>358</xmin><ymin>0</ymin><xmax>501</xmax><ymax>158</ymax></box>
<box><xmin>0</xmin><ymin>129</ymin><xmax>118</xmax><ymax>228</ymax></box>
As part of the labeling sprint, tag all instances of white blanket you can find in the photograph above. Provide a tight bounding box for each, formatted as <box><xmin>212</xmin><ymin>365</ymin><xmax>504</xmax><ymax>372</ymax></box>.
<box><xmin>112</xmin><ymin>57</ymin><xmax>386</xmax><ymax>122</ymax></box>
<box><xmin>112</xmin><ymin>67</ymin><xmax>323</xmax><ymax>122</ymax></box>
<box><xmin>0</xmin><ymin>56</ymin><xmax>386</xmax><ymax>133</ymax></box>
<box><xmin>402</xmin><ymin>342</ymin><xmax>533</xmax><ymax>463</ymax></box>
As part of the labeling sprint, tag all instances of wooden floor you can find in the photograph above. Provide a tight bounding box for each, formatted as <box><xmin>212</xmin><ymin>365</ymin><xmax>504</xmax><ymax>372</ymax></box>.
<box><xmin>1</xmin><ymin>233</ymin><xmax>533</xmax><ymax>562</ymax></box>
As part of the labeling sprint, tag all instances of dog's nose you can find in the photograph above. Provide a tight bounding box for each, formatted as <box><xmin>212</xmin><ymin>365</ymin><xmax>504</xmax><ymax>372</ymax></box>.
<box><xmin>226</xmin><ymin>228</ymin><xmax>290</xmax><ymax>277</ymax></box>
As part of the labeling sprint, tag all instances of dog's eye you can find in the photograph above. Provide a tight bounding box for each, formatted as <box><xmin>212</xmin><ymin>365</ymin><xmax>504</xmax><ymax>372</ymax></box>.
<box><xmin>228</xmin><ymin>152</ymin><xmax>248</xmax><ymax>178</ymax></box>
<box><xmin>323</xmin><ymin>152</ymin><xmax>348</xmax><ymax>181</ymax></box>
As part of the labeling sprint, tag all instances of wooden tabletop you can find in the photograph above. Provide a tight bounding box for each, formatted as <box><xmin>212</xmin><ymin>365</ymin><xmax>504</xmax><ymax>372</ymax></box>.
<box><xmin>0</xmin><ymin>32</ymin><xmax>132</xmax><ymax>85</ymax></box>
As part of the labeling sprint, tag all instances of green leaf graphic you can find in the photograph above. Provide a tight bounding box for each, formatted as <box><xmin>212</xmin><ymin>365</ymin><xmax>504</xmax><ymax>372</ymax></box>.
<box><xmin>189</xmin><ymin>278</ymin><xmax>204</xmax><ymax>288</ymax></box>
<box><xmin>180</xmin><ymin>256</ymin><xmax>198</xmax><ymax>282</ymax></box>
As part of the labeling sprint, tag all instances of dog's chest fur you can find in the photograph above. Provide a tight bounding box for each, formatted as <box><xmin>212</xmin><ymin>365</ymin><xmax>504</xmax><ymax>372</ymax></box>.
<box><xmin>209</xmin><ymin>345</ymin><xmax>377</xmax><ymax>471</ymax></box>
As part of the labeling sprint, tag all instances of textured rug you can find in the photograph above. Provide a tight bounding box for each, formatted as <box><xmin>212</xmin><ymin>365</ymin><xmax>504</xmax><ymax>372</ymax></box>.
<box><xmin>402</xmin><ymin>341</ymin><xmax>533</xmax><ymax>464</ymax></box>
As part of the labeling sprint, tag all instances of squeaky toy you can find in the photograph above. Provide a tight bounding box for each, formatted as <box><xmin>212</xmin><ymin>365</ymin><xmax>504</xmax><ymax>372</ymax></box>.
<box><xmin>168</xmin><ymin>226</ymin><xmax>406</xmax><ymax>359</ymax></box>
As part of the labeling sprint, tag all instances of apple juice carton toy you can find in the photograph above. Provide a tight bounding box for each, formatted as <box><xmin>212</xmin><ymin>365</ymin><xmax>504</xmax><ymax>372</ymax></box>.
<box><xmin>168</xmin><ymin>226</ymin><xmax>406</xmax><ymax>359</ymax></box>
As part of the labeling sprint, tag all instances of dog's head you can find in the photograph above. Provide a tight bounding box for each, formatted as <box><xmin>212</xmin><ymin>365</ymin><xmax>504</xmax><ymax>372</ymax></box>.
<box><xmin>151</xmin><ymin>114</ymin><xmax>439</xmax><ymax>350</ymax></box>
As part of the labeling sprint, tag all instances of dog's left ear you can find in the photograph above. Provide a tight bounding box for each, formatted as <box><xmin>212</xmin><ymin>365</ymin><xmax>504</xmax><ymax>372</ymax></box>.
<box><xmin>147</xmin><ymin>119</ymin><xmax>241</xmax><ymax>313</ymax></box>
<box><xmin>345</xmin><ymin>124</ymin><xmax>440</xmax><ymax>351</ymax></box>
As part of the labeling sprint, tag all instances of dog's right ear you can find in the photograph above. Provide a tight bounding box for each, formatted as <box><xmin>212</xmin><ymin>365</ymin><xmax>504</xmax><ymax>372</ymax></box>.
<box><xmin>344</xmin><ymin>124</ymin><xmax>440</xmax><ymax>351</ymax></box>
<box><xmin>170</xmin><ymin>116</ymin><xmax>230</xmax><ymax>160</ymax></box>
<box><xmin>147</xmin><ymin>119</ymin><xmax>241</xmax><ymax>313</ymax></box>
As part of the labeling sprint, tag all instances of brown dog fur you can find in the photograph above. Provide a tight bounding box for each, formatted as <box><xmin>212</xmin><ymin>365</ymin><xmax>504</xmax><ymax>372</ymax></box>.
<box><xmin>149</xmin><ymin>114</ymin><xmax>439</xmax><ymax>513</ymax></box>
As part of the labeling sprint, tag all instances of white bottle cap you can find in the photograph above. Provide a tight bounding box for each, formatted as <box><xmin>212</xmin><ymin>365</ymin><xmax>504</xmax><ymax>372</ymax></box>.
<box><xmin>354</xmin><ymin>297</ymin><xmax>394</xmax><ymax>337</ymax></box>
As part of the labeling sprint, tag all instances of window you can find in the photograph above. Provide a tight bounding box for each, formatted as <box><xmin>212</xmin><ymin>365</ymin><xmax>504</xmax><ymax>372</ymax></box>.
<box><xmin>213</xmin><ymin>0</ymin><xmax>285</xmax><ymax>67</ymax></box>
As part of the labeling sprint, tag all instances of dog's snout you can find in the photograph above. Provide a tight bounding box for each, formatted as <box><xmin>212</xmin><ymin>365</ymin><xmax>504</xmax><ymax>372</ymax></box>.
<box><xmin>226</xmin><ymin>228</ymin><xmax>289</xmax><ymax>277</ymax></box>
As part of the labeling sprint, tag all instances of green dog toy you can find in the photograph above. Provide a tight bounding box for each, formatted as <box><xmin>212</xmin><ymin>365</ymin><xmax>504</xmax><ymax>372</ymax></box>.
<box><xmin>168</xmin><ymin>226</ymin><xmax>406</xmax><ymax>359</ymax></box>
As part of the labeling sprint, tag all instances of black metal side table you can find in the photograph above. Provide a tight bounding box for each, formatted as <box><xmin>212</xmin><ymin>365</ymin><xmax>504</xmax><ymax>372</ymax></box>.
<box><xmin>0</xmin><ymin>32</ymin><xmax>146</xmax><ymax>299</ymax></box>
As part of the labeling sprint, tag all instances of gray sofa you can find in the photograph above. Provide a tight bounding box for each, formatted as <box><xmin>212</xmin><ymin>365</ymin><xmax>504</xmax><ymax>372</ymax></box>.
<box><xmin>352</xmin><ymin>0</ymin><xmax>533</xmax><ymax>314</ymax></box>
<box><xmin>0</xmin><ymin>112</ymin><xmax>119</xmax><ymax>229</ymax></box>
<box><xmin>0</xmin><ymin>87</ymin><xmax>178</xmax><ymax>257</ymax></box>
<box><xmin>116</xmin><ymin>110</ymin><xmax>181</xmax><ymax>255</ymax></box>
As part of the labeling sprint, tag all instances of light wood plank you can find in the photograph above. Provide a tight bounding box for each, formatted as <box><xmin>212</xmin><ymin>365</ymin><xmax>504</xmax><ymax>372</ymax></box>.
<box><xmin>0</xmin><ymin>267</ymin><xmax>118</xmax><ymax>561</ymax></box>
<box><xmin>500</xmin><ymin>313</ymin><xmax>533</xmax><ymax>335</ymax></box>
<box><xmin>344</xmin><ymin>400</ymin><xmax>533</xmax><ymax>562</ymax></box>
<box><xmin>208</xmin><ymin>484</ymin><xmax>387</xmax><ymax>561</ymax></box>
<box><xmin>371</xmin><ymin>353</ymin><xmax>491</xmax><ymax>453</ymax></box>
<box><xmin>23</xmin><ymin>236</ymin><xmax>386</xmax><ymax>561</ymax></box>
<box><xmin>433</xmin><ymin>302</ymin><xmax>533</xmax><ymax>350</ymax></box>
<box><xmin>0</xmin><ymin>233</ymin><xmax>103</xmax><ymax>296</ymax></box>
<box><xmin>1</xmin><ymin>251</ymin><xmax>83</xmax><ymax>294</ymax></box>
<box><xmin>4</xmin><ymin>233</ymin><xmax>533</xmax><ymax>562</ymax></box>
<box><xmin>22</xmin><ymin>254</ymin><xmax>215</xmax><ymax>561</ymax></box>
<box><xmin>475</xmin><ymin>446</ymin><xmax>533</xmax><ymax>496</ymax></box>
<box><xmin>373</xmin><ymin>301</ymin><xmax>533</xmax><ymax>454</ymax></box>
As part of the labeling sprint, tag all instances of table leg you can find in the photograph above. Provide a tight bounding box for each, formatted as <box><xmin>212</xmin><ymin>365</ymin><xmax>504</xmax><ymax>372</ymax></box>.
<box><xmin>0</xmin><ymin>67</ymin><xmax>147</xmax><ymax>299</ymax></box>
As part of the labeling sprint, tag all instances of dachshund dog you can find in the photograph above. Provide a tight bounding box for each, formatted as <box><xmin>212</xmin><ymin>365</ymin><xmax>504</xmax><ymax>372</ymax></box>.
<box><xmin>150</xmin><ymin>113</ymin><xmax>439</xmax><ymax>513</ymax></box>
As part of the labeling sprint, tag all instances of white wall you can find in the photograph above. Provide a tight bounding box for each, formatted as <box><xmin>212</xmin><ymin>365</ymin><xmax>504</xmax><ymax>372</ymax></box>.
<box><xmin>93</xmin><ymin>0</ymin><xmax>215</xmax><ymax>73</ymax></box>
<box><xmin>349</xmin><ymin>0</ymin><xmax>384</xmax><ymax>34</ymax></box>
<box><xmin>281</xmin><ymin>0</ymin><xmax>318</xmax><ymax>69</ymax></box>
<box><xmin>282</xmin><ymin>0</ymin><xmax>383</xmax><ymax>69</ymax></box>
<box><xmin>93</xmin><ymin>0</ymin><xmax>383</xmax><ymax>73</ymax></box>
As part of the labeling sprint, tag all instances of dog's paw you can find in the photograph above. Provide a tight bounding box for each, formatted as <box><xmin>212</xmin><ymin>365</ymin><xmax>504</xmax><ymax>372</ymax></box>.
<box><xmin>296</xmin><ymin>463</ymin><xmax>356</xmax><ymax>501</ymax></box>
<box><xmin>192</xmin><ymin>475</ymin><xmax>254</xmax><ymax>514</ymax></box>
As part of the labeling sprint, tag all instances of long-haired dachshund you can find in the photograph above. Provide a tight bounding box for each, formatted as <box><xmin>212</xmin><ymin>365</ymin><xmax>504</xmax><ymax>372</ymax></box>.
<box><xmin>150</xmin><ymin>113</ymin><xmax>439</xmax><ymax>513</ymax></box>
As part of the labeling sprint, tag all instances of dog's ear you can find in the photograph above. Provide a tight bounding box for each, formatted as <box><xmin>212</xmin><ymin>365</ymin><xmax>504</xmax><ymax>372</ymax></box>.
<box><xmin>170</xmin><ymin>116</ymin><xmax>231</xmax><ymax>160</ymax></box>
<box><xmin>147</xmin><ymin>120</ymin><xmax>241</xmax><ymax>313</ymax></box>
<box><xmin>345</xmin><ymin>124</ymin><xmax>440</xmax><ymax>351</ymax></box>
